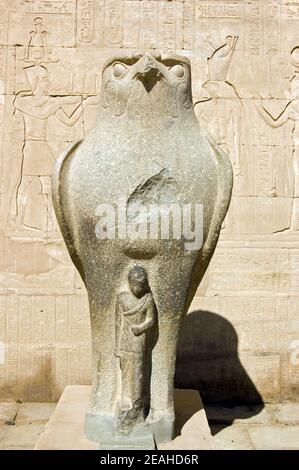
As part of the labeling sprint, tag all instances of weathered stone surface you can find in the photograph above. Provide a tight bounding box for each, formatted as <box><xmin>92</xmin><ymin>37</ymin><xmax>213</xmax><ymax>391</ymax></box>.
<box><xmin>0</xmin><ymin>402</ymin><xmax>17</xmax><ymax>425</ymax></box>
<box><xmin>0</xmin><ymin>425</ymin><xmax>9</xmax><ymax>441</ymax></box>
<box><xmin>35</xmin><ymin>386</ymin><xmax>97</xmax><ymax>450</ymax></box>
<box><xmin>212</xmin><ymin>426</ymin><xmax>254</xmax><ymax>450</ymax></box>
<box><xmin>15</xmin><ymin>403</ymin><xmax>56</xmax><ymax>425</ymax></box>
<box><xmin>0</xmin><ymin>0</ymin><xmax>298</xmax><ymax>409</ymax></box>
<box><xmin>0</xmin><ymin>423</ymin><xmax>45</xmax><ymax>450</ymax></box>
<box><xmin>35</xmin><ymin>385</ymin><xmax>214</xmax><ymax>450</ymax></box>
<box><xmin>275</xmin><ymin>404</ymin><xmax>299</xmax><ymax>425</ymax></box>
<box><xmin>248</xmin><ymin>426</ymin><xmax>299</xmax><ymax>450</ymax></box>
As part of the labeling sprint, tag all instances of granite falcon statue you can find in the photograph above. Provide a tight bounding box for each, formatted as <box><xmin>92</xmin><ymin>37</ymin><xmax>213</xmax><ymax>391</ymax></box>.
<box><xmin>52</xmin><ymin>53</ymin><xmax>233</xmax><ymax>448</ymax></box>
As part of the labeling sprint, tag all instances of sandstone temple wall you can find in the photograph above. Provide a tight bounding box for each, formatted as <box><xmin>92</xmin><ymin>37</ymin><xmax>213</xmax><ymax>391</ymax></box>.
<box><xmin>0</xmin><ymin>0</ymin><xmax>298</xmax><ymax>403</ymax></box>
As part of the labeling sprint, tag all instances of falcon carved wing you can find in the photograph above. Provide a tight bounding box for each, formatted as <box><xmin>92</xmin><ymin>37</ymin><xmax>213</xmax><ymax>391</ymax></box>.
<box><xmin>202</xmin><ymin>135</ymin><xmax>233</xmax><ymax>260</ymax></box>
<box><xmin>51</xmin><ymin>140</ymin><xmax>86</xmax><ymax>284</ymax></box>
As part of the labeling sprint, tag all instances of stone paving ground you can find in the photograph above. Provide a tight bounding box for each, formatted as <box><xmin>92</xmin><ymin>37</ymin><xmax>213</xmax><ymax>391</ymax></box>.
<box><xmin>206</xmin><ymin>403</ymin><xmax>299</xmax><ymax>450</ymax></box>
<box><xmin>0</xmin><ymin>401</ymin><xmax>298</xmax><ymax>450</ymax></box>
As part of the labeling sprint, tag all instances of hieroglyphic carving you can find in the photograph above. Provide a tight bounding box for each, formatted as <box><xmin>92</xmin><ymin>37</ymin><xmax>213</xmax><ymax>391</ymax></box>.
<box><xmin>283</xmin><ymin>0</ymin><xmax>299</xmax><ymax>20</ymax></box>
<box><xmin>104</xmin><ymin>0</ymin><xmax>123</xmax><ymax>45</ymax></box>
<box><xmin>140</xmin><ymin>1</ymin><xmax>157</xmax><ymax>49</ymax></box>
<box><xmin>158</xmin><ymin>2</ymin><xmax>176</xmax><ymax>51</ymax></box>
<box><xmin>255</xmin><ymin>146</ymin><xmax>274</xmax><ymax>197</ymax></box>
<box><xmin>246</xmin><ymin>0</ymin><xmax>262</xmax><ymax>55</ymax></box>
<box><xmin>263</xmin><ymin>0</ymin><xmax>281</xmax><ymax>54</ymax></box>
<box><xmin>196</xmin><ymin>2</ymin><xmax>243</xmax><ymax>19</ymax></box>
<box><xmin>122</xmin><ymin>1</ymin><xmax>139</xmax><ymax>49</ymax></box>
<box><xmin>77</xmin><ymin>0</ymin><xmax>94</xmax><ymax>44</ymax></box>
<box><xmin>9</xmin><ymin>9</ymin><xmax>76</xmax><ymax>47</ymax></box>
<box><xmin>23</xmin><ymin>0</ymin><xmax>75</xmax><ymax>14</ymax></box>
<box><xmin>182</xmin><ymin>0</ymin><xmax>194</xmax><ymax>50</ymax></box>
<box><xmin>22</xmin><ymin>16</ymin><xmax>58</xmax><ymax>65</ymax></box>
<box><xmin>100</xmin><ymin>1</ymin><xmax>185</xmax><ymax>50</ymax></box>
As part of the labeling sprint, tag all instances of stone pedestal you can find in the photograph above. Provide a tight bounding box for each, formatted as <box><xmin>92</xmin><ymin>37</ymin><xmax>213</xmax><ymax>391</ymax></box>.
<box><xmin>35</xmin><ymin>385</ymin><xmax>215</xmax><ymax>450</ymax></box>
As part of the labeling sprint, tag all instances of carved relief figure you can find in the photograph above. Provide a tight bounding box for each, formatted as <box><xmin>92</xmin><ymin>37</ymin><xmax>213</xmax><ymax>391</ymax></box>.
<box><xmin>8</xmin><ymin>17</ymin><xmax>94</xmax><ymax>232</ymax></box>
<box><xmin>255</xmin><ymin>74</ymin><xmax>299</xmax><ymax>230</ymax></box>
<box><xmin>115</xmin><ymin>265</ymin><xmax>155</xmax><ymax>430</ymax></box>
<box><xmin>194</xmin><ymin>36</ymin><xmax>243</xmax><ymax>176</ymax></box>
<box><xmin>10</xmin><ymin>65</ymin><xmax>87</xmax><ymax>231</ymax></box>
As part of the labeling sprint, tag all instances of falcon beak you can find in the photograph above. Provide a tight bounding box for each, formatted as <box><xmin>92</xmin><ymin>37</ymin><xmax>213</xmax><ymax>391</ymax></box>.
<box><xmin>134</xmin><ymin>54</ymin><xmax>161</xmax><ymax>92</ymax></box>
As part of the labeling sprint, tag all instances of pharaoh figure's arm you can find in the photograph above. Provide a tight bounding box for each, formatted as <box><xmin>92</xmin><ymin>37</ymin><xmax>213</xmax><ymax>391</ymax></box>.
<box><xmin>55</xmin><ymin>97</ymin><xmax>84</xmax><ymax>126</ymax></box>
<box><xmin>122</xmin><ymin>295</ymin><xmax>147</xmax><ymax>316</ymax></box>
<box><xmin>131</xmin><ymin>295</ymin><xmax>155</xmax><ymax>336</ymax></box>
<box><xmin>14</xmin><ymin>95</ymin><xmax>58</xmax><ymax>119</ymax></box>
<box><xmin>255</xmin><ymin>100</ymin><xmax>291</xmax><ymax>128</ymax></box>
<box><xmin>55</xmin><ymin>96</ymin><xmax>99</xmax><ymax>126</ymax></box>
<box><xmin>14</xmin><ymin>95</ymin><xmax>81</xmax><ymax>120</ymax></box>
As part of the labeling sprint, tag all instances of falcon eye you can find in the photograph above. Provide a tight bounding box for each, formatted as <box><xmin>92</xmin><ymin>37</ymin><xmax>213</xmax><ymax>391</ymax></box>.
<box><xmin>112</xmin><ymin>62</ymin><xmax>128</xmax><ymax>78</ymax></box>
<box><xmin>170</xmin><ymin>64</ymin><xmax>185</xmax><ymax>79</ymax></box>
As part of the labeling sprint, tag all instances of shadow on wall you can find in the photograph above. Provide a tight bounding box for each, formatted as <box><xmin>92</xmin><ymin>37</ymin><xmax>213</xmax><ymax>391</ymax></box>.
<box><xmin>175</xmin><ymin>310</ymin><xmax>264</xmax><ymax>421</ymax></box>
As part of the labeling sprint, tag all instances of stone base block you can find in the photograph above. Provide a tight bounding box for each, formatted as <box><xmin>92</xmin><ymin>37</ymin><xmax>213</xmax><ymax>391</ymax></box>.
<box><xmin>35</xmin><ymin>385</ymin><xmax>214</xmax><ymax>450</ymax></box>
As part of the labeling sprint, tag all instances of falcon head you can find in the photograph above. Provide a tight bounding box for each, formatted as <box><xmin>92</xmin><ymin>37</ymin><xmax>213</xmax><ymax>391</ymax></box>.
<box><xmin>101</xmin><ymin>53</ymin><xmax>193</xmax><ymax>119</ymax></box>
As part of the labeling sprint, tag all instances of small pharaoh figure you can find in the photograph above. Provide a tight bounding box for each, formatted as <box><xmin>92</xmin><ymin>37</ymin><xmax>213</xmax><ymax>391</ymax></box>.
<box><xmin>115</xmin><ymin>265</ymin><xmax>155</xmax><ymax>431</ymax></box>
